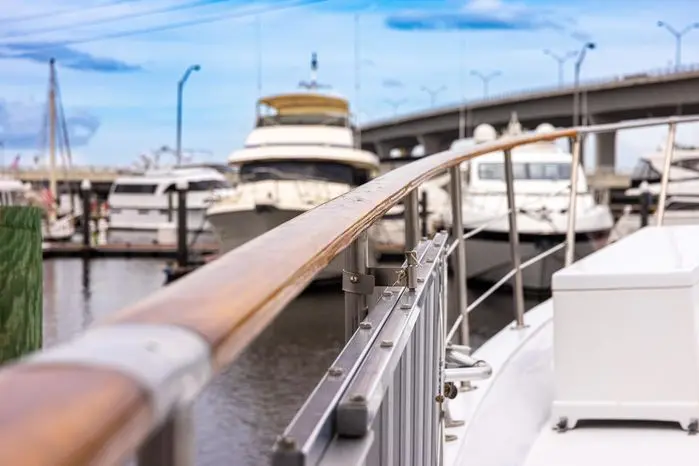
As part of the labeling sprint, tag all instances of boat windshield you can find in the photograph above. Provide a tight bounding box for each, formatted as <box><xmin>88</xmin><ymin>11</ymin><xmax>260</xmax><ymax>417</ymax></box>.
<box><xmin>256</xmin><ymin>114</ymin><xmax>349</xmax><ymax>128</ymax></box>
<box><xmin>630</xmin><ymin>159</ymin><xmax>662</xmax><ymax>182</ymax></box>
<box><xmin>239</xmin><ymin>160</ymin><xmax>369</xmax><ymax>186</ymax></box>
<box><xmin>477</xmin><ymin>162</ymin><xmax>572</xmax><ymax>181</ymax></box>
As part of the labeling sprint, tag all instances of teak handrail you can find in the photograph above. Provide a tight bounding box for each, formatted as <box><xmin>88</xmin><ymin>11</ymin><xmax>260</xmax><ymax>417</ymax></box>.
<box><xmin>0</xmin><ymin>115</ymin><xmax>685</xmax><ymax>465</ymax></box>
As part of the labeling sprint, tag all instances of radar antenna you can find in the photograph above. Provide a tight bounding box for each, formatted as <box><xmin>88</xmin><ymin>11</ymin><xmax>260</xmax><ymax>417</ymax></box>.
<box><xmin>298</xmin><ymin>52</ymin><xmax>331</xmax><ymax>90</ymax></box>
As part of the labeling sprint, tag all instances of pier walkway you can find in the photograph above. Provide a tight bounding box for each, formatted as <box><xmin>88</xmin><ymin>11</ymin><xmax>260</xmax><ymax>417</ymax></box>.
<box><xmin>0</xmin><ymin>115</ymin><xmax>693</xmax><ymax>466</ymax></box>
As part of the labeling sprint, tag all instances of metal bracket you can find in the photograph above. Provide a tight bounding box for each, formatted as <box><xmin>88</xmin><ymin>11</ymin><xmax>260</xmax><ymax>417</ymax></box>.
<box><xmin>342</xmin><ymin>270</ymin><xmax>375</xmax><ymax>295</ymax></box>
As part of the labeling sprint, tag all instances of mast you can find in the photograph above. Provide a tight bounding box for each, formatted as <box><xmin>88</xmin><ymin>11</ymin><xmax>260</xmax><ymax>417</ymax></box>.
<box><xmin>48</xmin><ymin>58</ymin><xmax>57</xmax><ymax>224</ymax></box>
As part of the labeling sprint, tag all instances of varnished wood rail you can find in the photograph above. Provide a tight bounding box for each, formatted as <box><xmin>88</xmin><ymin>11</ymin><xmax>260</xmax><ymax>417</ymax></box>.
<box><xmin>0</xmin><ymin>115</ymin><xmax>696</xmax><ymax>466</ymax></box>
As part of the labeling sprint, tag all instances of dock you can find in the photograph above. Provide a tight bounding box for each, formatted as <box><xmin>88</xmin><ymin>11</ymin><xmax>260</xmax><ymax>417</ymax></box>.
<box><xmin>42</xmin><ymin>242</ymin><xmax>219</xmax><ymax>259</ymax></box>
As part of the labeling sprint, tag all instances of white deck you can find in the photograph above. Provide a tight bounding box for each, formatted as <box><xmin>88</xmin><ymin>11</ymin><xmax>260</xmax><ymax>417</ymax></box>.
<box><xmin>446</xmin><ymin>225</ymin><xmax>699</xmax><ymax>466</ymax></box>
<box><xmin>524</xmin><ymin>423</ymin><xmax>699</xmax><ymax>466</ymax></box>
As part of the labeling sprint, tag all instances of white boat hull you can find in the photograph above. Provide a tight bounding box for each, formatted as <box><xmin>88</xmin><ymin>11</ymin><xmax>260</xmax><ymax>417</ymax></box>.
<box><xmin>463</xmin><ymin>230</ymin><xmax>607</xmax><ymax>291</ymax></box>
<box><xmin>207</xmin><ymin>206</ymin><xmax>347</xmax><ymax>281</ymax></box>
<box><xmin>107</xmin><ymin>226</ymin><xmax>217</xmax><ymax>246</ymax></box>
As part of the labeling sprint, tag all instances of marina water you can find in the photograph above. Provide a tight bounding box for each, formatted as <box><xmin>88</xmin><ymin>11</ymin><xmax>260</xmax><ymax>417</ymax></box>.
<box><xmin>43</xmin><ymin>257</ymin><xmax>545</xmax><ymax>465</ymax></box>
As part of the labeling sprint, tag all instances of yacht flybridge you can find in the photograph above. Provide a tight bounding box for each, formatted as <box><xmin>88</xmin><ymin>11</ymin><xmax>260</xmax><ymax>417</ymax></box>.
<box><xmin>445</xmin><ymin>115</ymin><xmax>614</xmax><ymax>290</ymax></box>
<box><xmin>206</xmin><ymin>58</ymin><xmax>380</xmax><ymax>280</ymax></box>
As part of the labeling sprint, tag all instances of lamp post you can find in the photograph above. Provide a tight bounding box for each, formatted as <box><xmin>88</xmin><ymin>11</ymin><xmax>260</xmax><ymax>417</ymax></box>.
<box><xmin>470</xmin><ymin>70</ymin><xmax>501</xmax><ymax>97</ymax></box>
<box><xmin>176</xmin><ymin>64</ymin><xmax>201</xmax><ymax>166</ymax></box>
<box><xmin>420</xmin><ymin>85</ymin><xmax>446</xmax><ymax>107</ymax></box>
<box><xmin>543</xmin><ymin>49</ymin><xmax>577</xmax><ymax>86</ymax></box>
<box><xmin>573</xmin><ymin>42</ymin><xmax>595</xmax><ymax>127</ymax></box>
<box><xmin>657</xmin><ymin>21</ymin><xmax>699</xmax><ymax>70</ymax></box>
<box><xmin>385</xmin><ymin>98</ymin><xmax>408</xmax><ymax>116</ymax></box>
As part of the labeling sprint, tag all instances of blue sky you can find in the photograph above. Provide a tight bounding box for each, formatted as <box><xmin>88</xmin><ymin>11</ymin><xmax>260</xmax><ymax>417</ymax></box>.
<box><xmin>0</xmin><ymin>0</ymin><xmax>699</xmax><ymax>169</ymax></box>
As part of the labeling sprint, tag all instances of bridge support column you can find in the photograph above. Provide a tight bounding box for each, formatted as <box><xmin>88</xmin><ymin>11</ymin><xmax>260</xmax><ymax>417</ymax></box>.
<box><xmin>374</xmin><ymin>141</ymin><xmax>393</xmax><ymax>160</ymax></box>
<box><xmin>595</xmin><ymin>130</ymin><xmax>617</xmax><ymax>171</ymax></box>
<box><xmin>418</xmin><ymin>134</ymin><xmax>441</xmax><ymax>156</ymax></box>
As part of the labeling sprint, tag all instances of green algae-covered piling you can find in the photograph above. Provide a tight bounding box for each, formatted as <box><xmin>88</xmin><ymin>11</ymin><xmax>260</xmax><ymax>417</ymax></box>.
<box><xmin>0</xmin><ymin>206</ymin><xmax>42</xmax><ymax>363</ymax></box>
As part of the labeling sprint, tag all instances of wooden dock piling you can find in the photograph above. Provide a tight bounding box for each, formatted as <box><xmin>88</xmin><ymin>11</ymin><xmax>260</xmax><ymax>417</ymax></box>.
<box><xmin>0</xmin><ymin>206</ymin><xmax>42</xmax><ymax>363</ymax></box>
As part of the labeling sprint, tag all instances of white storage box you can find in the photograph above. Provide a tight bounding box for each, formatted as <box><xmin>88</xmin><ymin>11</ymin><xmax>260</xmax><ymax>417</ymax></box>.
<box><xmin>551</xmin><ymin>225</ymin><xmax>699</xmax><ymax>431</ymax></box>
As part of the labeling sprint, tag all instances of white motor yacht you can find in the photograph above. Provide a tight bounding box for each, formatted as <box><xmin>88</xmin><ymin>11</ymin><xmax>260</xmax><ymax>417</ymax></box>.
<box><xmin>107</xmin><ymin>167</ymin><xmax>232</xmax><ymax>245</ymax></box>
<box><xmin>445</xmin><ymin>117</ymin><xmax>614</xmax><ymax>291</ymax></box>
<box><xmin>205</xmin><ymin>91</ymin><xmax>380</xmax><ymax>280</ymax></box>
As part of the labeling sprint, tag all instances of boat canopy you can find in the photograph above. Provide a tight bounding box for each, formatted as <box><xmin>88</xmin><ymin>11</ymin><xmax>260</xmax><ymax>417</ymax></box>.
<box><xmin>258</xmin><ymin>93</ymin><xmax>350</xmax><ymax>117</ymax></box>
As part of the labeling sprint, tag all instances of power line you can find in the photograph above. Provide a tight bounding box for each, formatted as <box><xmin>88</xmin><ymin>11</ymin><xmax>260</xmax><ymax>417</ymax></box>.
<box><xmin>0</xmin><ymin>0</ymin><xmax>236</xmax><ymax>41</ymax></box>
<box><xmin>0</xmin><ymin>0</ymin><xmax>138</xmax><ymax>26</ymax></box>
<box><xmin>0</xmin><ymin>0</ymin><xmax>327</xmax><ymax>49</ymax></box>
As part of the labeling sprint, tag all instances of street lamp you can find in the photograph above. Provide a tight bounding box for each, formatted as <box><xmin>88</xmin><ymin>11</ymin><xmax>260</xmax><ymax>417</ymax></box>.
<box><xmin>657</xmin><ymin>21</ymin><xmax>699</xmax><ymax>70</ymax></box>
<box><xmin>176</xmin><ymin>64</ymin><xmax>201</xmax><ymax>166</ymax></box>
<box><xmin>470</xmin><ymin>70</ymin><xmax>501</xmax><ymax>97</ymax></box>
<box><xmin>573</xmin><ymin>42</ymin><xmax>595</xmax><ymax>127</ymax></box>
<box><xmin>543</xmin><ymin>49</ymin><xmax>578</xmax><ymax>86</ymax></box>
<box><xmin>385</xmin><ymin>98</ymin><xmax>408</xmax><ymax>116</ymax></box>
<box><xmin>420</xmin><ymin>85</ymin><xmax>447</xmax><ymax>107</ymax></box>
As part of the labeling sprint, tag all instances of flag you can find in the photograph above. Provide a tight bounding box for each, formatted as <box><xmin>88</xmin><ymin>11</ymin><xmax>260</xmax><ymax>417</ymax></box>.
<box><xmin>311</xmin><ymin>52</ymin><xmax>317</xmax><ymax>71</ymax></box>
<box><xmin>10</xmin><ymin>154</ymin><xmax>20</xmax><ymax>170</ymax></box>
<box><xmin>40</xmin><ymin>187</ymin><xmax>55</xmax><ymax>210</ymax></box>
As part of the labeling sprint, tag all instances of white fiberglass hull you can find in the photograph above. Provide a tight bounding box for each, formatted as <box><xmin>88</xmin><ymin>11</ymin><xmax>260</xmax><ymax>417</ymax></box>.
<box><xmin>610</xmin><ymin>209</ymin><xmax>699</xmax><ymax>242</ymax></box>
<box><xmin>462</xmin><ymin>230</ymin><xmax>606</xmax><ymax>291</ymax></box>
<box><xmin>42</xmin><ymin>216</ymin><xmax>75</xmax><ymax>242</ymax></box>
<box><xmin>107</xmin><ymin>226</ymin><xmax>217</xmax><ymax>246</ymax></box>
<box><xmin>207</xmin><ymin>206</ymin><xmax>347</xmax><ymax>281</ymax></box>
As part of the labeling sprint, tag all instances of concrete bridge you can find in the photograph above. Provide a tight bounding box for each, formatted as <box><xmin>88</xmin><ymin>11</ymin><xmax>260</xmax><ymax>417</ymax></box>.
<box><xmin>0</xmin><ymin>166</ymin><xmax>135</xmax><ymax>197</ymax></box>
<box><xmin>359</xmin><ymin>63</ymin><xmax>699</xmax><ymax>170</ymax></box>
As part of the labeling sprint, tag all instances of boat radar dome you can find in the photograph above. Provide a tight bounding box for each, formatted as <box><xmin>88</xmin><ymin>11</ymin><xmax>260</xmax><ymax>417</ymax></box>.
<box><xmin>473</xmin><ymin>124</ymin><xmax>497</xmax><ymax>143</ymax></box>
<box><xmin>535</xmin><ymin>122</ymin><xmax>556</xmax><ymax>134</ymax></box>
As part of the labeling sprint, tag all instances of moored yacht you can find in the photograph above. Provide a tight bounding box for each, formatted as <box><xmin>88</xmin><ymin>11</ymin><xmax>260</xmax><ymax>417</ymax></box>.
<box><xmin>446</xmin><ymin>117</ymin><xmax>614</xmax><ymax>291</ymax></box>
<box><xmin>611</xmin><ymin>144</ymin><xmax>699</xmax><ymax>239</ymax></box>
<box><xmin>107</xmin><ymin>167</ymin><xmax>232</xmax><ymax>245</ymax></box>
<box><xmin>206</xmin><ymin>91</ymin><xmax>380</xmax><ymax>280</ymax></box>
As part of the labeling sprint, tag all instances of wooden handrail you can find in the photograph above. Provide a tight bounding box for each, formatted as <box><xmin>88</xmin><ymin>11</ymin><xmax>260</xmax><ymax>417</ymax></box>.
<box><xmin>0</xmin><ymin>128</ymin><xmax>577</xmax><ymax>465</ymax></box>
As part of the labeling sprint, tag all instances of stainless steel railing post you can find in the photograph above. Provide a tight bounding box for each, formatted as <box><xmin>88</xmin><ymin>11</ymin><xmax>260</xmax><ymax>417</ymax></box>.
<box><xmin>344</xmin><ymin>231</ymin><xmax>369</xmax><ymax>342</ymax></box>
<box><xmin>405</xmin><ymin>189</ymin><xmax>420</xmax><ymax>251</ymax></box>
<box><xmin>503</xmin><ymin>149</ymin><xmax>525</xmax><ymax>328</ymax></box>
<box><xmin>564</xmin><ymin>134</ymin><xmax>583</xmax><ymax>267</ymax></box>
<box><xmin>449</xmin><ymin>166</ymin><xmax>469</xmax><ymax>345</ymax></box>
<box><xmin>656</xmin><ymin>122</ymin><xmax>677</xmax><ymax>226</ymax></box>
<box><xmin>137</xmin><ymin>406</ymin><xmax>195</xmax><ymax>466</ymax></box>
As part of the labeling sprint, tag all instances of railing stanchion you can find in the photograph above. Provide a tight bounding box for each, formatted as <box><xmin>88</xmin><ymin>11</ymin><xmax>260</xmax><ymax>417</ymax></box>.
<box><xmin>564</xmin><ymin>134</ymin><xmax>583</xmax><ymax>267</ymax></box>
<box><xmin>405</xmin><ymin>189</ymin><xmax>420</xmax><ymax>251</ymax></box>
<box><xmin>503</xmin><ymin>149</ymin><xmax>525</xmax><ymax>328</ymax></box>
<box><xmin>137</xmin><ymin>406</ymin><xmax>195</xmax><ymax>466</ymax></box>
<box><xmin>449</xmin><ymin>166</ymin><xmax>469</xmax><ymax>345</ymax></box>
<box><xmin>656</xmin><ymin>122</ymin><xmax>677</xmax><ymax>226</ymax></box>
<box><xmin>344</xmin><ymin>231</ymin><xmax>369</xmax><ymax>342</ymax></box>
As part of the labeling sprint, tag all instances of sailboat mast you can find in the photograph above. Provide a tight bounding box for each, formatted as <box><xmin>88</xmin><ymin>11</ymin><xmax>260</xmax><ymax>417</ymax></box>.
<box><xmin>48</xmin><ymin>58</ymin><xmax>57</xmax><ymax>223</ymax></box>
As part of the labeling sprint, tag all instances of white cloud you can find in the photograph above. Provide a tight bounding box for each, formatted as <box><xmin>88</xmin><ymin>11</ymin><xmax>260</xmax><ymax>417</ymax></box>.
<box><xmin>0</xmin><ymin>0</ymin><xmax>697</xmax><ymax>170</ymax></box>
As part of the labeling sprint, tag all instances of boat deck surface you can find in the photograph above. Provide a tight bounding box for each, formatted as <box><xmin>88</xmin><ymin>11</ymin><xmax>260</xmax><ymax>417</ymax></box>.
<box><xmin>444</xmin><ymin>298</ymin><xmax>699</xmax><ymax>466</ymax></box>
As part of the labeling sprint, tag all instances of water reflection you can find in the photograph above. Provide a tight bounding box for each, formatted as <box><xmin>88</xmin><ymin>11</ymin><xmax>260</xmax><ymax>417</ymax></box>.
<box><xmin>43</xmin><ymin>259</ymin><xmax>548</xmax><ymax>466</ymax></box>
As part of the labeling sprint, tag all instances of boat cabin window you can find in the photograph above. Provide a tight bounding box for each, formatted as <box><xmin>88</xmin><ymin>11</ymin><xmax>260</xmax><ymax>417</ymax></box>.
<box><xmin>477</xmin><ymin>162</ymin><xmax>571</xmax><ymax>181</ymax></box>
<box><xmin>630</xmin><ymin>159</ymin><xmax>661</xmax><ymax>182</ymax></box>
<box><xmin>239</xmin><ymin>160</ymin><xmax>369</xmax><ymax>186</ymax></box>
<box><xmin>112</xmin><ymin>183</ymin><xmax>158</xmax><ymax>194</ymax></box>
<box><xmin>672</xmin><ymin>158</ymin><xmax>699</xmax><ymax>172</ymax></box>
<box><xmin>163</xmin><ymin>179</ymin><xmax>231</xmax><ymax>193</ymax></box>
<box><xmin>256</xmin><ymin>114</ymin><xmax>349</xmax><ymax>128</ymax></box>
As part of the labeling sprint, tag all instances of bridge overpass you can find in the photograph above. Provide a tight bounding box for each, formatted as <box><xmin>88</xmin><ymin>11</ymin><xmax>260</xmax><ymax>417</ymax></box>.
<box><xmin>0</xmin><ymin>166</ymin><xmax>135</xmax><ymax>196</ymax></box>
<box><xmin>360</xmin><ymin>63</ymin><xmax>699</xmax><ymax>169</ymax></box>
